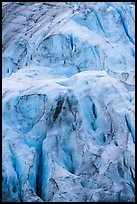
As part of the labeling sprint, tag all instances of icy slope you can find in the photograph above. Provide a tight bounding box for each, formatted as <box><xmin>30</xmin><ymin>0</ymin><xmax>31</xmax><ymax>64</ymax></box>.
<box><xmin>2</xmin><ymin>2</ymin><xmax>135</xmax><ymax>202</ymax></box>
<box><xmin>2</xmin><ymin>2</ymin><xmax>135</xmax><ymax>82</ymax></box>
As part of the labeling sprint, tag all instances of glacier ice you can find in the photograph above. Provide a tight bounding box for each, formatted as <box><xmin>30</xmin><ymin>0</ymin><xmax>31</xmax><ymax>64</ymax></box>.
<box><xmin>2</xmin><ymin>2</ymin><xmax>135</xmax><ymax>202</ymax></box>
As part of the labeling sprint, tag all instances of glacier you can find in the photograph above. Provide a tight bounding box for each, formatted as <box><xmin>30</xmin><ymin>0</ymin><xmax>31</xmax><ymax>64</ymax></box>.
<box><xmin>2</xmin><ymin>2</ymin><xmax>135</xmax><ymax>202</ymax></box>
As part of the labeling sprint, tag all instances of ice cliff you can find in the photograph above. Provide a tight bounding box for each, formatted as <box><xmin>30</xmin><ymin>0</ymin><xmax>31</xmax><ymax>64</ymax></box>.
<box><xmin>2</xmin><ymin>2</ymin><xmax>135</xmax><ymax>202</ymax></box>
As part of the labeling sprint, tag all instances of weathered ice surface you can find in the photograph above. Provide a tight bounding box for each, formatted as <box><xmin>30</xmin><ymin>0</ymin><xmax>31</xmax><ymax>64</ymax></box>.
<box><xmin>2</xmin><ymin>2</ymin><xmax>135</xmax><ymax>202</ymax></box>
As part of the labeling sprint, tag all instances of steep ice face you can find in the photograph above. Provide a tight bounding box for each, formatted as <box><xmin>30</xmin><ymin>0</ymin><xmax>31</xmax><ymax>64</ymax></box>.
<box><xmin>2</xmin><ymin>2</ymin><xmax>135</xmax><ymax>202</ymax></box>
<box><xmin>2</xmin><ymin>2</ymin><xmax>135</xmax><ymax>83</ymax></box>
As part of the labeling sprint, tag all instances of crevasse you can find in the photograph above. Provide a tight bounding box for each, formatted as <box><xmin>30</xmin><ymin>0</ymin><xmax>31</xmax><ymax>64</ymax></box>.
<box><xmin>2</xmin><ymin>2</ymin><xmax>135</xmax><ymax>202</ymax></box>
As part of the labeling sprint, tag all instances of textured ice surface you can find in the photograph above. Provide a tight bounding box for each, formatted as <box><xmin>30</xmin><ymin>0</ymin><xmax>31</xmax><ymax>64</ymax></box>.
<box><xmin>2</xmin><ymin>2</ymin><xmax>135</xmax><ymax>202</ymax></box>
